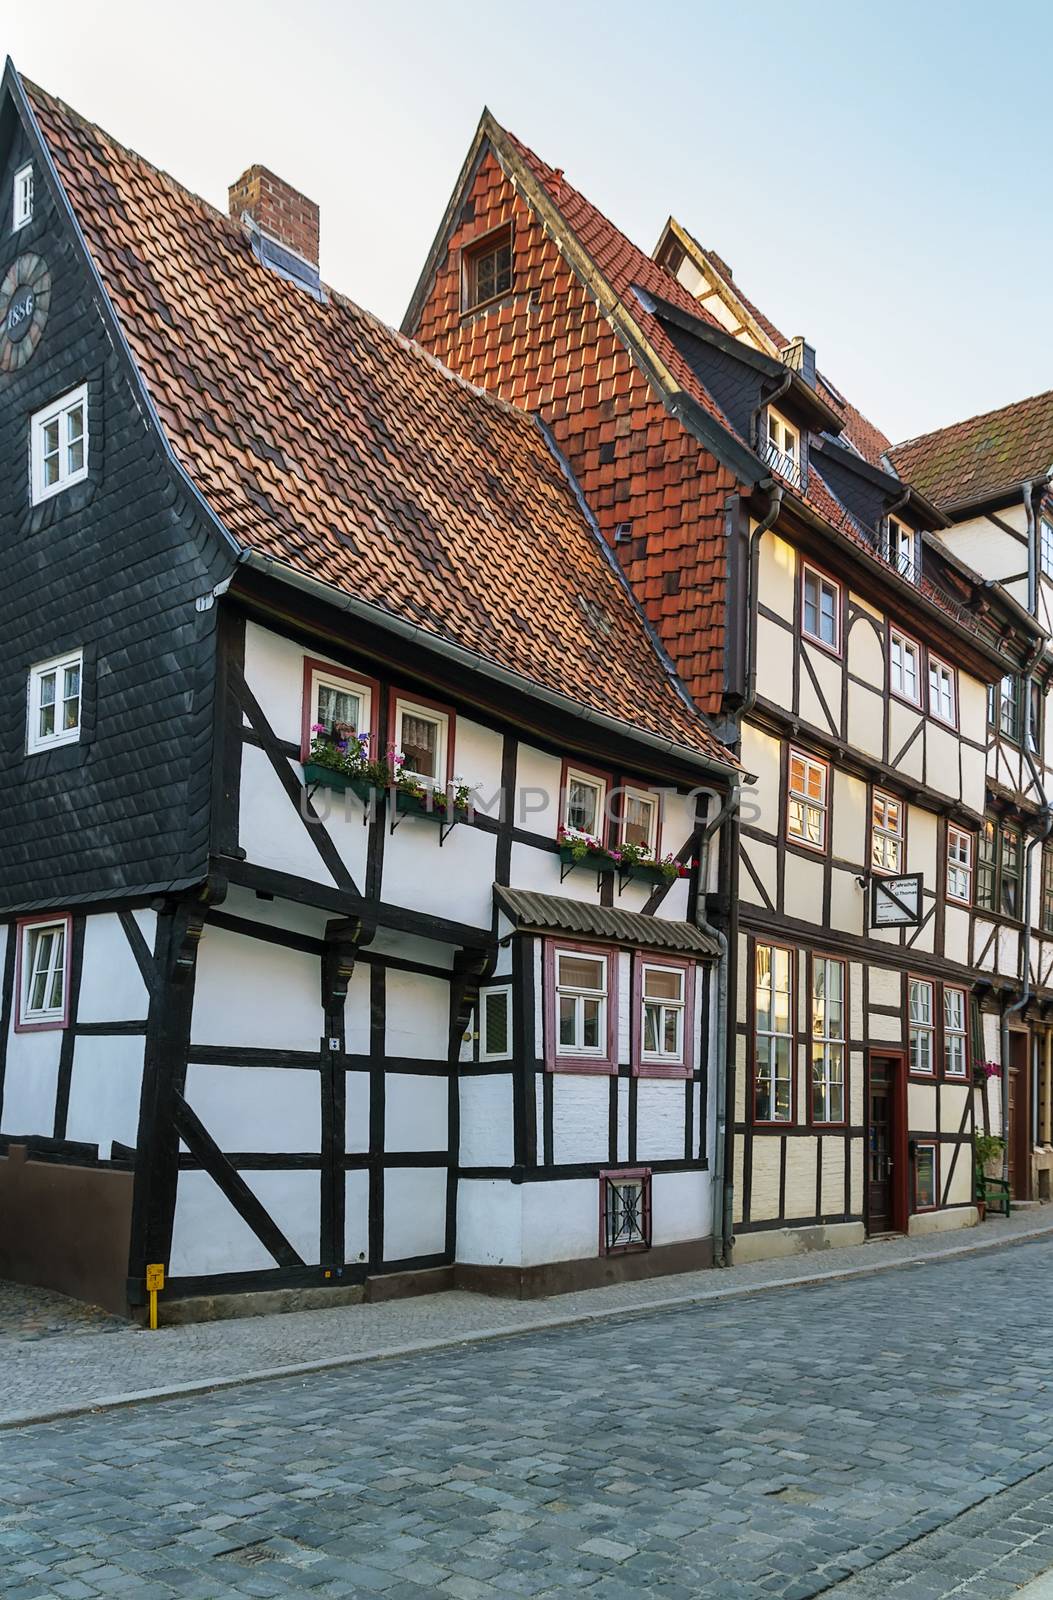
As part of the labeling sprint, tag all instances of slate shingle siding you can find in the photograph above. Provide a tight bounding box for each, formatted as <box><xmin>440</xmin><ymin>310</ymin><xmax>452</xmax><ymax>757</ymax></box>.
<box><xmin>0</xmin><ymin>113</ymin><xmax>228</xmax><ymax>913</ymax></box>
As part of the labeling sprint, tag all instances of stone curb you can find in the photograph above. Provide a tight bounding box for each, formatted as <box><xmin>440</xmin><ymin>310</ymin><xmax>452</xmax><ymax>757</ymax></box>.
<box><xmin>6</xmin><ymin>1216</ymin><xmax>1053</xmax><ymax>1434</ymax></box>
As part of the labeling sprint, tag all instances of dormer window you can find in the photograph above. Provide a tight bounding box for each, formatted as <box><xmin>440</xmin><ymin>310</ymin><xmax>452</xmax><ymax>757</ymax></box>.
<box><xmin>462</xmin><ymin>225</ymin><xmax>513</xmax><ymax>313</ymax></box>
<box><xmin>13</xmin><ymin>163</ymin><xmax>33</xmax><ymax>230</ymax></box>
<box><xmin>883</xmin><ymin>516</ymin><xmax>917</xmax><ymax>580</ymax></box>
<box><xmin>764</xmin><ymin>408</ymin><xmax>800</xmax><ymax>487</ymax></box>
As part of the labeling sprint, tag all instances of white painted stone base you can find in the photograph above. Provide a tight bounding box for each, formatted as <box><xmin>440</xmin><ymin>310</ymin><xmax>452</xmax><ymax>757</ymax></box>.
<box><xmin>731</xmin><ymin>1220</ymin><xmax>865</xmax><ymax>1265</ymax></box>
<box><xmin>907</xmin><ymin>1205</ymin><xmax>978</xmax><ymax>1237</ymax></box>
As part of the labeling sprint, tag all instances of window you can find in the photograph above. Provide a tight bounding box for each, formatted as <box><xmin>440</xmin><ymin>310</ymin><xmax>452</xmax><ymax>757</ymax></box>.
<box><xmin>1041</xmin><ymin>519</ymin><xmax>1053</xmax><ymax>580</ymax></box>
<box><xmin>1028</xmin><ymin>681</ymin><xmax>1042</xmax><ymax>756</ymax></box>
<box><xmin>810</xmin><ymin>956</ymin><xmax>845</xmax><ymax>1123</ymax></box>
<box><xmin>31</xmin><ymin>385</ymin><xmax>88</xmax><ymax>503</ymax></box>
<box><xmin>998</xmin><ymin>675</ymin><xmax>1020</xmax><ymax>742</ymax></box>
<box><xmin>913</xmin><ymin>1142</ymin><xmax>938</xmax><ymax>1211</ymax></box>
<box><xmin>909</xmin><ymin>979</ymin><xmax>935</xmax><ymax>1076</ymax></box>
<box><xmin>479</xmin><ymin>985</ymin><xmax>512</xmax><ymax>1061</ymax></box>
<box><xmin>621</xmin><ymin>786</ymin><xmax>659</xmax><ymax>856</ymax></box>
<box><xmin>928</xmin><ymin>656</ymin><xmax>956</xmax><ymax>725</ymax></box>
<box><xmin>801</xmin><ymin>565</ymin><xmax>840</xmax><ymax>652</ymax></box>
<box><xmin>889</xmin><ymin>629</ymin><xmax>920</xmax><ymax>704</ymax></box>
<box><xmin>563</xmin><ymin>767</ymin><xmax>607</xmax><ymax>841</ymax></box>
<box><xmin>638</xmin><ymin>962</ymin><xmax>688</xmax><ymax>1071</ymax></box>
<box><xmin>13</xmin><ymin>163</ymin><xmax>33</xmax><ymax>230</ymax></box>
<box><xmin>946</xmin><ymin>826</ymin><xmax>973</xmax><ymax>905</ymax></box>
<box><xmin>16</xmin><ymin>915</ymin><xmax>71</xmax><ymax>1029</ymax></box>
<box><xmin>871</xmin><ymin>791</ymin><xmax>904</xmax><ymax>874</ymax></box>
<box><xmin>600</xmin><ymin>1169</ymin><xmax>651</xmax><ymax>1254</ymax></box>
<box><xmin>1043</xmin><ymin>846</ymin><xmax>1053</xmax><ymax>934</ymax></box>
<box><xmin>1001</xmin><ymin>825</ymin><xmax>1022</xmax><ymax>918</ymax></box>
<box><xmin>943</xmin><ymin>987</ymin><xmax>968</xmax><ymax>1078</ymax></box>
<box><xmin>394</xmin><ymin>698</ymin><xmax>449</xmax><ymax>785</ymax></box>
<box><xmin>754</xmin><ymin>943</ymin><xmax>793</xmax><ymax>1122</ymax></box>
<box><xmin>547</xmin><ymin>944</ymin><xmax>615</xmax><ymax>1071</ymax></box>
<box><xmin>303</xmin><ymin>659</ymin><xmax>374</xmax><ymax>760</ymax></box>
<box><xmin>463</xmin><ymin>226</ymin><xmax>512</xmax><ymax>311</ymax></box>
<box><xmin>883</xmin><ymin>516</ymin><xmax>917</xmax><ymax>579</ymax></box>
<box><xmin>977</xmin><ymin>819</ymin><xmax>997</xmax><ymax>910</ymax></box>
<box><xmin>27</xmin><ymin>649</ymin><xmax>82</xmax><ymax>754</ymax></box>
<box><xmin>766</xmin><ymin>408</ymin><xmax>800</xmax><ymax>483</ymax></box>
<box><xmin>786</xmin><ymin>749</ymin><xmax>828</xmax><ymax>850</ymax></box>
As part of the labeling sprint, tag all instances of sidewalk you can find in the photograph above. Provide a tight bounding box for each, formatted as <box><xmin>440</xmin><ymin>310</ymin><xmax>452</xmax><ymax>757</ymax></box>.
<box><xmin>3</xmin><ymin>1207</ymin><xmax>1051</xmax><ymax>1431</ymax></box>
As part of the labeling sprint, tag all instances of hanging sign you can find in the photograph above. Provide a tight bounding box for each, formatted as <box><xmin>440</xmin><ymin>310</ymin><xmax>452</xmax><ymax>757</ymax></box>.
<box><xmin>871</xmin><ymin>874</ymin><xmax>923</xmax><ymax>928</ymax></box>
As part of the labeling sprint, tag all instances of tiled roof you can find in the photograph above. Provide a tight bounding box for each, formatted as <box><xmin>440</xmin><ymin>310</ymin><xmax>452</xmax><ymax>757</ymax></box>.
<box><xmin>23</xmin><ymin>79</ymin><xmax>732</xmax><ymax>770</ymax></box>
<box><xmin>493</xmin><ymin>886</ymin><xmax>719</xmax><ymax>955</ymax></box>
<box><xmin>889</xmin><ymin>389</ymin><xmax>1053</xmax><ymax>511</ymax></box>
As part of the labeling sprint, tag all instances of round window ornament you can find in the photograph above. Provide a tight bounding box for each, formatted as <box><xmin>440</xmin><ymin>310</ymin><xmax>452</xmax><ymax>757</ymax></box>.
<box><xmin>0</xmin><ymin>253</ymin><xmax>51</xmax><ymax>372</ymax></box>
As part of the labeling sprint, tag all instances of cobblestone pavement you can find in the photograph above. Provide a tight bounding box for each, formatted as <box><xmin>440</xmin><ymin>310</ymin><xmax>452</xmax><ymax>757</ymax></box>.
<box><xmin>5</xmin><ymin>1240</ymin><xmax>1053</xmax><ymax>1598</ymax></box>
<box><xmin>3</xmin><ymin>1209</ymin><xmax>1052</xmax><ymax>1429</ymax></box>
<box><xmin>0</xmin><ymin>1281</ymin><xmax>126</xmax><ymax>1343</ymax></box>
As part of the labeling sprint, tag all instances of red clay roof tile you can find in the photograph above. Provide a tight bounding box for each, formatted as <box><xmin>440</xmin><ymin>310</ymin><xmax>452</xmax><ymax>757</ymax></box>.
<box><xmin>890</xmin><ymin>389</ymin><xmax>1053</xmax><ymax>511</ymax></box>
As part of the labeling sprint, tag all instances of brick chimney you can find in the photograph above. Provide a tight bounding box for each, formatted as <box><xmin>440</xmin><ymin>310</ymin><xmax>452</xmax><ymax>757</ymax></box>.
<box><xmin>228</xmin><ymin>165</ymin><xmax>319</xmax><ymax>268</ymax></box>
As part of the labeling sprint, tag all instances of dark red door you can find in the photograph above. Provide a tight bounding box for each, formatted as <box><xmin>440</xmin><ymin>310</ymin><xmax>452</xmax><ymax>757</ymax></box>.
<box><xmin>868</xmin><ymin>1053</ymin><xmax>906</xmax><ymax>1234</ymax></box>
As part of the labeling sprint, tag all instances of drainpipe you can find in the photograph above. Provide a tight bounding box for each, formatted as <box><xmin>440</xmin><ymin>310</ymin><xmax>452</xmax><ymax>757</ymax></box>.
<box><xmin>1000</xmin><ymin>479</ymin><xmax>1053</xmax><ymax>1183</ymax></box>
<box><xmin>691</xmin><ymin>788</ymin><xmax>733</xmax><ymax>1265</ymax></box>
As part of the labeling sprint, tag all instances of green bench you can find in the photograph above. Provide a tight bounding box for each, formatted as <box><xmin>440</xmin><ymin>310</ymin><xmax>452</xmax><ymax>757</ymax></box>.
<box><xmin>976</xmin><ymin>1172</ymin><xmax>1012</xmax><ymax>1217</ymax></box>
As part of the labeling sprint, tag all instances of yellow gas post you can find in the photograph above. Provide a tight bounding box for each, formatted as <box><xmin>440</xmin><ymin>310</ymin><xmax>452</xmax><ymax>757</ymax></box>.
<box><xmin>145</xmin><ymin>1263</ymin><xmax>164</xmax><ymax>1330</ymax></box>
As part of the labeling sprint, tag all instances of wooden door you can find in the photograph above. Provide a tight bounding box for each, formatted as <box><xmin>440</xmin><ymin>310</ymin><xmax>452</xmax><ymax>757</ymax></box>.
<box><xmin>868</xmin><ymin>1053</ymin><xmax>906</xmax><ymax>1233</ymax></box>
<box><xmin>1008</xmin><ymin>1031</ymin><xmax>1031</xmax><ymax>1201</ymax></box>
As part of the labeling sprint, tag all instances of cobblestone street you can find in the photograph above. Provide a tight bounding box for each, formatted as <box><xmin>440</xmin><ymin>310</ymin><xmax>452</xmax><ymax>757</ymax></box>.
<box><xmin>4</xmin><ymin>1238</ymin><xmax>1053</xmax><ymax>1599</ymax></box>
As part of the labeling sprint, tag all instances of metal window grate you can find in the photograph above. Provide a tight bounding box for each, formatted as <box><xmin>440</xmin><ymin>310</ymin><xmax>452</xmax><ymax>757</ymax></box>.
<box><xmin>604</xmin><ymin>1177</ymin><xmax>647</xmax><ymax>1252</ymax></box>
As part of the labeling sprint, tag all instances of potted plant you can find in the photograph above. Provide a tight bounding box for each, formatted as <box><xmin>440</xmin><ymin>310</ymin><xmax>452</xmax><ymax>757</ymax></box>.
<box><xmin>613</xmin><ymin>838</ymin><xmax>688</xmax><ymax>885</ymax></box>
<box><xmin>973</xmin><ymin>1133</ymin><xmax>1005</xmax><ymax>1220</ymax></box>
<box><xmin>973</xmin><ymin>1060</ymin><xmax>1001</xmax><ymax>1089</ymax></box>
<box><xmin>557</xmin><ymin>824</ymin><xmax>618</xmax><ymax>874</ymax></box>
<box><xmin>304</xmin><ymin>730</ymin><xmax>475</xmax><ymax>826</ymax></box>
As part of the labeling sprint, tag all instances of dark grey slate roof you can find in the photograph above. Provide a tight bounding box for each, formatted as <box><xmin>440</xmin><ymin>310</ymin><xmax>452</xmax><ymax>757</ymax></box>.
<box><xmin>493</xmin><ymin>885</ymin><xmax>719</xmax><ymax>956</ymax></box>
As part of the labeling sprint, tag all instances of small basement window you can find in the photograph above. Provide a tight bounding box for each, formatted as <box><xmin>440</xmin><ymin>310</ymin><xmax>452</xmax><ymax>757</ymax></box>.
<box><xmin>600</xmin><ymin>1168</ymin><xmax>651</xmax><ymax>1254</ymax></box>
<box><xmin>462</xmin><ymin>226</ymin><xmax>513</xmax><ymax>312</ymax></box>
<box><xmin>27</xmin><ymin>649</ymin><xmax>82</xmax><ymax>754</ymax></box>
<box><xmin>479</xmin><ymin>985</ymin><xmax>512</xmax><ymax>1061</ymax></box>
<box><xmin>31</xmin><ymin>384</ymin><xmax>88</xmax><ymax>503</ymax></box>
<box><xmin>13</xmin><ymin>163</ymin><xmax>33</xmax><ymax>230</ymax></box>
<box><xmin>913</xmin><ymin>1142</ymin><xmax>938</xmax><ymax>1211</ymax></box>
<box><xmin>17</xmin><ymin>915</ymin><xmax>71</xmax><ymax>1029</ymax></box>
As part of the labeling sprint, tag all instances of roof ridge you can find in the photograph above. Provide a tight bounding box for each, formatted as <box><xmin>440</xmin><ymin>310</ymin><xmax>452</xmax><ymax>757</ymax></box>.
<box><xmin>894</xmin><ymin>385</ymin><xmax>1053</xmax><ymax>452</ymax></box>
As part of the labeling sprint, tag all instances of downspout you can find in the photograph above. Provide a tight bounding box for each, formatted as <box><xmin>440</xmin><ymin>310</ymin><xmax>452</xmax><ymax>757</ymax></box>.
<box><xmin>1000</xmin><ymin>479</ymin><xmax>1052</xmax><ymax>1182</ymax></box>
<box><xmin>691</xmin><ymin>788</ymin><xmax>732</xmax><ymax>1265</ymax></box>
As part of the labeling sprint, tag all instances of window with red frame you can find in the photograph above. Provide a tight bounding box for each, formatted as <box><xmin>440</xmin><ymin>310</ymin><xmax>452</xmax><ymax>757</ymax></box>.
<box><xmin>946</xmin><ymin>826</ymin><xmax>973</xmax><ymax>905</ymax></box>
<box><xmin>463</xmin><ymin>227</ymin><xmax>512</xmax><ymax>311</ymax></box>
<box><xmin>600</xmin><ymin>1169</ymin><xmax>651</xmax><ymax>1253</ymax></box>
<box><xmin>754</xmin><ymin>943</ymin><xmax>793</xmax><ymax>1122</ymax></box>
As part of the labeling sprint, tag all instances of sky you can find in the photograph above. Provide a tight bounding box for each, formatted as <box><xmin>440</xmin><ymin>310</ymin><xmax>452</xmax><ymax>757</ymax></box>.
<box><xmin>5</xmin><ymin>0</ymin><xmax>1051</xmax><ymax>443</ymax></box>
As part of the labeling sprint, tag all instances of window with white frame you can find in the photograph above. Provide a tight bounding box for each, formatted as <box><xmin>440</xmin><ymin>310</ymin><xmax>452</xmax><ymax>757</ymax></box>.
<box><xmin>802</xmin><ymin>565</ymin><xmax>840</xmax><ymax>652</ymax></box>
<box><xmin>394</xmin><ymin>698</ymin><xmax>448</xmax><ymax>784</ymax></box>
<box><xmin>871</xmin><ymin>790</ymin><xmax>904</xmax><ymax>874</ymax></box>
<box><xmin>914</xmin><ymin>1142</ymin><xmax>937</xmax><ymax>1210</ymax></box>
<box><xmin>766</xmin><ymin>408</ymin><xmax>800</xmax><ymax>481</ymax></box>
<box><xmin>889</xmin><ymin>628</ymin><xmax>920</xmax><ymax>703</ymax></box>
<box><xmin>909</xmin><ymin>978</ymin><xmax>935</xmax><ymax>1075</ymax></box>
<box><xmin>754</xmin><ymin>943</ymin><xmax>793</xmax><ymax>1122</ymax></box>
<box><xmin>27</xmin><ymin>649</ymin><xmax>82</xmax><ymax>754</ymax></box>
<box><xmin>563</xmin><ymin>768</ymin><xmax>606</xmax><ymax>841</ymax></box>
<box><xmin>928</xmin><ymin>656</ymin><xmax>956</xmax><ymax>725</ymax></box>
<box><xmin>946</xmin><ymin>826</ymin><xmax>973</xmax><ymax>904</ymax></box>
<box><xmin>32</xmin><ymin>385</ymin><xmax>88</xmax><ymax>503</ymax></box>
<box><xmin>621</xmin><ymin>786</ymin><xmax>658</xmax><ymax>855</ymax></box>
<box><xmin>811</xmin><ymin>956</ymin><xmax>845</xmax><ymax>1123</ymax></box>
<box><xmin>640</xmin><ymin>963</ymin><xmax>686</xmax><ymax>1066</ymax></box>
<box><xmin>1041</xmin><ymin>519</ymin><xmax>1053</xmax><ymax>580</ymax></box>
<box><xmin>309</xmin><ymin>664</ymin><xmax>371</xmax><ymax>749</ymax></box>
<box><xmin>787</xmin><ymin>749</ymin><xmax>828</xmax><ymax>850</ymax></box>
<box><xmin>479</xmin><ymin>985</ymin><xmax>512</xmax><ymax>1061</ymax></box>
<box><xmin>601</xmin><ymin>1169</ymin><xmax>650</xmax><ymax>1253</ymax></box>
<box><xmin>884</xmin><ymin>516</ymin><xmax>917</xmax><ymax>578</ymax></box>
<box><xmin>555</xmin><ymin>948</ymin><xmax>609</xmax><ymax>1059</ymax></box>
<box><xmin>998</xmin><ymin>674</ymin><xmax>1020</xmax><ymax>741</ymax></box>
<box><xmin>13</xmin><ymin>163</ymin><xmax>33</xmax><ymax>230</ymax></box>
<box><xmin>943</xmin><ymin>986</ymin><xmax>968</xmax><ymax>1078</ymax></box>
<box><xmin>19</xmin><ymin>918</ymin><xmax>69</xmax><ymax>1026</ymax></box>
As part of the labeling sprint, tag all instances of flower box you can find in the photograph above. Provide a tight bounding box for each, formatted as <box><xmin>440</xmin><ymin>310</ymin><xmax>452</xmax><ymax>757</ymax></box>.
<box><xmin>558</xmin><ymin>843</ymin><xmax>618</xmax><ymax>875</ymax></box>
<box><xmin>395</xmin><ymin>788</ymin><xmax>468</xmax><ymax>823</ymax></box>
<box><xmin>623</xmin><ymin>861</ymin><xmax>682</xmax><ymax>886</ymax></box>
<box><xmin>303</xmin><ymin>763</ymin><xmax>380</xmax><ymax>805</ymax></box>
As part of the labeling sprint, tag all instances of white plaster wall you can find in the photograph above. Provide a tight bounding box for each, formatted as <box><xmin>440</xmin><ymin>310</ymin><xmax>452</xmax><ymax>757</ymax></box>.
<box><xmin>740</xmin><ymin>838</ymin><xmax>777</xmax><ymax>908</ymax></box>
<box><xmin>385</xmin><ymin>1072</ymin><xmax>447</xmax><ymax>1152</ymax></box>
<box><xmin>927</xmin><ymin>724</ymin><xmax>961</xmax><ymax>804</ymax></box>
<box><xmin>77</xmin><ymin>913</ymin><xmax>152</xmax><ymax>1024</ymax></box>
<box><xmin>551</xmin><ymin>1076</ymin><xmax>610</xmax><ymax>1165</ymax></box>
<box><xmin>192</xmin><ymin>925</ymin><xmax>323</xmax><ymax>1052</ymax></box>
<box><xmin>383</xmin><ymin>1167</ymin><xmax>447</xmax><ymax>1260</ymax></box>
<box><xmin>755</xmin><ymin>615</ymin><xmax>795</xmax><ymax>706</ymax></box>
<box><xmin>742</xmin><ymin>724</ymin><xmax>781</xmax><ymax>833</ymax></box>
<box><xmin>513</xmin><ymin>745</ymin><xmax>562</xmax><ymax>838</ymax></box>
<box><xmin>1</xmin><ymin>1027</ymin><xmax>62</xmax><ymax>1137</ymax></box>
<box><xmin>847</xmin><ymin>681</ymin><xmax>883</xmax><ymax>761</ymax></box>
<box><xmin>522</xmin><ymin>1179</ymin><xmax>597</xmax><ymax>1264</ymax></box>
<box><xmin>636</xmin><ymin>1079</ymin><xmax>689</xmax><ymax>1161</ymax></box>
<box><xmin>459</xmin><ymin>1074</ymin><xmax>515</xmax><ymax>1168</ymax></box>
<box><xmin>749</xmin><ymin>1137</ymin><xmax>780</xmax><ymax>1221</ymax></box>
<box><xmin>245</xmin><ymin>1170</ymin><xmax>320</xmax><ymax>1264</ymax></box>
<box><xmin>344</xmin><ymin>964</ymin><xmax>371</xmax><ymax>1056</ymax></box>
<box><xmin>457</xmin><ymin>1179</ymin><xmax>523</xmax><ymax>1265</ymax></box>
<box><xmin>243</xmin><ymin>620</ymin><xmax>308</xmax><ymax>743</ymax></box>
<box><xmin>453</xmin><ymin>717</ymin><xmax>504</xmax><ymax>800</ymax></box>
<box><xmin>381</xmin><ymin>817</ymin><xmax>496</xmax><ymax>929</ymax></box>
<box><xmin>169</xmin><ymin>1170</ymin><xmax>274</xmax><ymax>1277</ymax></box>
<box><xmin>184</xmin><ymin>1063</ymin><xmax>321</xmax><ymax>1152</ymax></box>
<box><xmin>65</xmin><ymin>1034</ymin><xmax>144</xmax><ymax>1155</ymax></box>
<box><xmin>345</xmin><ymin>1069</ymin><xmax>370</xmax><ymax>1154</ymax></box>
<box><xmin>239</xmin><ymin>745</ymin><xmax>338</xmax><ymax>886</ymax></box>
<box><xmin>652</xmin><ymin>1170</ymin><xmax>708</xmax><ymax>1244</ymax></box>
<box><xmin>345</xmin><ymin>1169</ymin><xmax>369</xmax><ymax>1262</ymax></box>
<box><xmin>384</xmin><ymin>969</ymin><xmax>449</xmax><ymax>1059</ymax></box>
<box><xmin>308</xmin><ymin>786</ymin><xmax>370</xmax><ymax>886</ymax></box>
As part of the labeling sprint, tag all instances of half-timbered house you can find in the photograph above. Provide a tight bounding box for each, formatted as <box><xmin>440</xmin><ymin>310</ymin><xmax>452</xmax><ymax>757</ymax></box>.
<box><xmin>891</xmin><ymin>395</ymin><xmax>1053</xmax><ymax>1202</ymax></box>
<box><xmin>405</xmin><ymin>117</ymin><xmax>1040</xmax><ymax>1262</ymax></box>
<box><xmin>0</xmin><ymin>66</ymin><xmax>741</xmax><ymax>1318</ymax></box>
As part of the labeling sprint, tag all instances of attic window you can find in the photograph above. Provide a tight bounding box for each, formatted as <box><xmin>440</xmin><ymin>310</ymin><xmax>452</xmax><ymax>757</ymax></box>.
<box><xmin>13</xmin><ymin>163</ymin><xmax>32</xmax><ymax>230</ymax></box>
<box><xmin>578</xmin><ymin>596</ymin><xmax>613</xmax><ymax>638</ymax></box>
<box><xmin>657</xmin><ymin>238</ymin><xmax>684</xmax><ymax>276</ymax></box>
<box><xmin>462</xmin><ymin>226</ymin><xmax>512</xmax><ymax>312</ymax></box>
<box><xmin>764</xmin><ymin>408</ymin><xmax>801</xmax><ymax>489</ymax></box>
